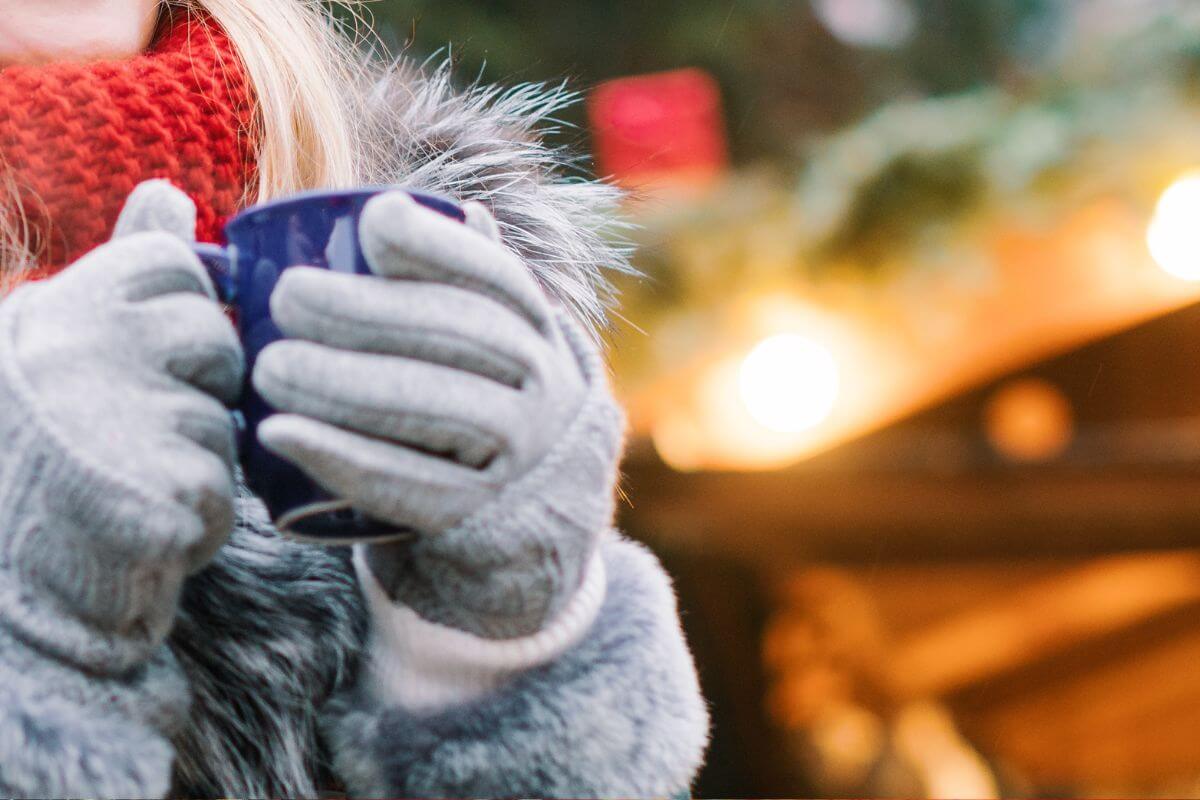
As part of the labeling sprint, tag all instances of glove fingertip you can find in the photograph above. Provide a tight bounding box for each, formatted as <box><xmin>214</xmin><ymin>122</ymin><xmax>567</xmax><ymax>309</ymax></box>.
<box><xmin>256</xmin><ymin>415</ymin><xmax>366</xmax><ymax>511</ymax></box>
<box><xmin>462</xmin><ymin>200</ymin><xmax>503</xmax><ymax>243</ymax></box>
<box><xmin>358</xmin><ymin>191</ymin><xmax>421</xmax><ymax>279</ymax></box>
<box><xmin>113</xmin><ymin>180</ymin><xmax>197</xmax><ymax>241</ymax></box>
<box><xmin>256</xmin><ymin>413</ymin><xmax>320</xmax><ymax>457</ymax></box>
<box><xmin>268</xmin><ymin>267</ymin><xmax>326</xmax><ymax>336</ymax></box>
<box><xmin>248</xmin><ymin>354</ymin><xmax>285</xmax><ymax>411</ymax></box>
<box><xmin>256</xmin><ymin>426</ymin><xmax>297</xmax><ymax>476</ymax></box>
<box><xmin>360</xmin><ymin>190</ymin><xmax>416</xmax><ymax>239</ymax></box>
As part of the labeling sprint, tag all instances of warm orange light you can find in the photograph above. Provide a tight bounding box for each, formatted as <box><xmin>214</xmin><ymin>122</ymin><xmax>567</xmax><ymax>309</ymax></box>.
<box><xmin>1148</xmin><ymin>171</ymin><xmax>1200</xmax><ymax>281</ymax></box>
<box><xmin>983</xmin><ymin>378</ymin><xmax>1074</xmax><ymax>462</ymax></box>
<box><xmin>738</xmin><ymin>334</ymin><xmax>841</xmax><ymax>433</ymax></box>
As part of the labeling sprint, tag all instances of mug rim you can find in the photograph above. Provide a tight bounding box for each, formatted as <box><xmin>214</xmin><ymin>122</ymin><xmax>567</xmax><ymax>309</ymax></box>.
<box><xmin>225</xmin><ymin>186</ymin><xmax>463</xmax><ymax>236</ymax></box>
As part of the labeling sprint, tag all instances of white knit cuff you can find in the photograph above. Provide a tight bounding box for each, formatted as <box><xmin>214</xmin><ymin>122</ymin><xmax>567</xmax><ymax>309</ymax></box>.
<box><xmin>352</xmin><ymin>544</ymin><xmax>607</xmax><ymax>713</ymax></box>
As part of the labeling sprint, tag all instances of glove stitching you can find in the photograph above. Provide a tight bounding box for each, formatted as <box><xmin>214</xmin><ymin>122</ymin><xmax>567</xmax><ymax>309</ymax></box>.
<box><xmin>425</xmin><ymin>309</ymin><xmax>624</xmax><ymax>546</ymax></box>
<box><xmin>288</xmin><ymin>290</ymin><xmax>535</xmax><ymax>383</ymax></box>
<box><xmin>260</xmin><ymin>366</ymin><xmax>506</xmax><ymax>466</ymax></box>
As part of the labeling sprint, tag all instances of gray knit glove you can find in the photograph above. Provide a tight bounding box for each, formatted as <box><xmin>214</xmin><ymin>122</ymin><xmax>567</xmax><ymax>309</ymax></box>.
<box><xmin>254</xmin><ymin>191</ymin><xmax>625</xmax><ymax>639</ymax></box>
<box><xmin>0</xmin><ymin>179</ymin><xmax>243</xmax><ymax>674</ymax></box>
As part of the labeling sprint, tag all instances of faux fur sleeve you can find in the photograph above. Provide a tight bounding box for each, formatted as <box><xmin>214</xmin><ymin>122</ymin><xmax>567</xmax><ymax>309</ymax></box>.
<box><xmin>321</xmin><ymin>532</ymin><xmax>709</xmax><ymax>797</ymax></box>
<box><xmin>354</xmin><ymin>61</ymin><xmax>634</xmax><ymax>337</ymax></box>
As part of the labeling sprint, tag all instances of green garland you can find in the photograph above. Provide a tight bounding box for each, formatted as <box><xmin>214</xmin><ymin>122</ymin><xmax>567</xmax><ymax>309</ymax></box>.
<box><xmin>614</xmin><ymin>10</ymin><xmax>1200</xmax><ymax>386</ymax></box>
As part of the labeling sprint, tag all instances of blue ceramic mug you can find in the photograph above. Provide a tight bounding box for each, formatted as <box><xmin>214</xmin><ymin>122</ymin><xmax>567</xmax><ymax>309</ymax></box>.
<box><xmin>192</xmin><ymin>187</ymin><xmax>466</xmax><ymax>543</ymax></box>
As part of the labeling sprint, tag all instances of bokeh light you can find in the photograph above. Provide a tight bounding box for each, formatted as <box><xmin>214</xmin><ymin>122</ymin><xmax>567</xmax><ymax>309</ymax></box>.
<box><xmin>983</xmin><ymin>377</ymin><xmax>1074</xmax><ymax>462</ymax></box>
<box><xmin>1147</xmin><ymin>171</ymin><xmax>1200</xmax><ymax>281</ymax></box>
<box><xmin>738</xmin><ymin>334</ymin><xmax>841</xmax><ymax>433</ymax></box>
<box><xmin>812</xmin><ymin>0</ymin><xmax>917</xmax><ymax>49</ymax></box>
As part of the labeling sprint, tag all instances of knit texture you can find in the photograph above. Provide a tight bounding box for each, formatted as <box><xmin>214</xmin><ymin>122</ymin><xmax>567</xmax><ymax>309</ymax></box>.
<box><xmin>0</xmin><ymin>184</ymin><xmax>243</xmax><ymax>798</ymax></box>
<box><xmin>0</xmin><ymin>9</ymin><xmax>256</xmax><ymax>273</ymax></box>
<box><xmin>354</xmin><ymin>545</ymin><xmax>607</xmax><ymax>711</ymax></box>
<box><xmin>255</xmin><ymin>191</ymin><xmax>623</xmax><ymax>639</ymax></box>
<box><xmin>0</xmin><ymin>226</ymin><xmax>243</xmax><ymax>674</ymax></box>
<box><xmin>361</xmin><ymin>308</ymin><xmax>626</xmax><ymax>638</ymax></box>
<box><xmin>324</xmin><ymin>533</ymin><xmax>710</xmax><ymax>798</ymax></box>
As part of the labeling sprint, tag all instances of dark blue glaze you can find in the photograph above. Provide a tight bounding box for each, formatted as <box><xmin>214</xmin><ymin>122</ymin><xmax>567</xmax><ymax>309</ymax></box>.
<box><xmin>194</xmin><ymin>188</ymin><xmax>465</xmax><ymax>542</ymax></box>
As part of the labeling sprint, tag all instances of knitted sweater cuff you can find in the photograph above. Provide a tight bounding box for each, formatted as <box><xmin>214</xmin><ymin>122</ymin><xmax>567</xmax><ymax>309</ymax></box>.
<box><xmin>322</xmin><ymin>535</ymin><xmax>710</xmax><ymax>797</ymax></box>
<box><xmin>353</xmin><ymin>543</ymin><xmax>607</xmax><ymax>712</ymax></box>
<box><xmin>0</xmin><ymin>288</ymin><xmax>189</xmax><ymax>673</ymax></box>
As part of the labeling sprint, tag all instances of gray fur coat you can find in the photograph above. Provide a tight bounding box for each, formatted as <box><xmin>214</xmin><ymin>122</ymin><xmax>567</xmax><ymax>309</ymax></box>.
<box><xmin>155</xmin><ymin>64</ymin><xmax>709</xmax><ymax>797</ymax></box>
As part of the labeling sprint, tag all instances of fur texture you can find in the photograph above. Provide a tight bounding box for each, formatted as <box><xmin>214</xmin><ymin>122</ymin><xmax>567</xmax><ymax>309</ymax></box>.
<box><xmin>160</xmin><ymin>62</ymin><xmax>705</xmax><ymax>797</ymax></box>
<box><xmin>355</xmin><ymin>60</ymin><xmax>634</xmax><ymax>335</ymax></box>
<box><xmin>324</xmin><ymin>533</ymin><xmax>710</xmax><ymax>798</ymax></box>
<box><xmin>0</xmin><ymin>631</ymin><xmax>188</xmax><ymax>798</ymax></box>
<box><xmin>167</xmin><ymin>486</ymin><xmax>366</xmax><ymax>798</ymax></box>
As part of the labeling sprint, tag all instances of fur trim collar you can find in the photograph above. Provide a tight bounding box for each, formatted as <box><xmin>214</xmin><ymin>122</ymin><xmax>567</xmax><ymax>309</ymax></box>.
<box><xmin>354</xmin><ymin>60</ymin><xmax>632</xmax><ymax>337</ymax></box>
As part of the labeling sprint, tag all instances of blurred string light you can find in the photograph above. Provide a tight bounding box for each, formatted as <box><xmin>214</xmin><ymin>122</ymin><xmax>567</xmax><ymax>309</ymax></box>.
<box><xmin>812</xmin><ymin>0</ymin><xmax>916</xmax><ymax>49</ymax></box>
<box><xmin>983</xmin><ymin>378</ymin><xmax>1073</xmax><ymax>463</ymax></box>
<box><xmin>738</xmin><ymin>334</ymin><xmax>840</xmax><ymax>433</ymax></box>
<box><xmin>650</xmin><ymin>297</ymin><xmax>856</xmax><ymax>471</ymax></box>
<box><xmin>1147</xmin><ymin>171</ymin><xmax>1200</xmax><ymax>281</ymax></box>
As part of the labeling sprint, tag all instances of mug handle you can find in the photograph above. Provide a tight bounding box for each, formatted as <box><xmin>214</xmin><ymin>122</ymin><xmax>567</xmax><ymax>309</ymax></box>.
<box><xmin>192</xmin><ymin>242</ymin><xmax>236</xmax><ymax>304</ymax></box>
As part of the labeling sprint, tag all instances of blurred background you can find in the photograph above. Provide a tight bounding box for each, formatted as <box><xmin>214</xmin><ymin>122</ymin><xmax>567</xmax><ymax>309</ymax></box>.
<box><xmin>368</xmin><ymin>1</ymin><xmax>1200</xmax><ymax>796</ymax></box>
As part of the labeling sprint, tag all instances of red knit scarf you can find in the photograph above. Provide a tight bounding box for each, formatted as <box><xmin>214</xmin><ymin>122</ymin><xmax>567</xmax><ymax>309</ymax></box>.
<box><xmin>0</xmin><ymin>9</ymin><xmax>257</xmax><ymax>277</ymax></box>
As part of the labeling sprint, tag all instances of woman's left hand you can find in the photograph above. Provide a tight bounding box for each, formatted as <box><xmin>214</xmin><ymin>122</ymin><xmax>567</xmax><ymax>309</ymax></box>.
<box><xmin>252</xmin><ymin>191</ymin><xmax>625</xmax><ymax>639</ymax></box>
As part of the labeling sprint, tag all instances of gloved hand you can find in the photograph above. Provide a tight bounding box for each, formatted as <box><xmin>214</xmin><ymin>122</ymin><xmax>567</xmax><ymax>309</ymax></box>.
<box><xmin>0</xmin><ymin>179</ymin><xmax>244</xmax><ymax>674</ymax></box>
<box><xmin>254</xmin><ymin>191</ymin><xmax>625</xmax><ymax>638</ymax></box>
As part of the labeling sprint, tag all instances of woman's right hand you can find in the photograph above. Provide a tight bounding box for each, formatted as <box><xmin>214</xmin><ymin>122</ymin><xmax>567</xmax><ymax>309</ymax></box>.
<box><xmin>0</xmin><ymin>180</ymin><xmax>243</xmax><ymax>673</ymax></box>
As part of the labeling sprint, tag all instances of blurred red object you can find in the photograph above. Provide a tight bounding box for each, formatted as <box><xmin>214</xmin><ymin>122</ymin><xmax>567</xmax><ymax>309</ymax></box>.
<box><xmin>588</xmin><ymin>68</ymin><xmax>729</xmax><ymax>193</ymax></box>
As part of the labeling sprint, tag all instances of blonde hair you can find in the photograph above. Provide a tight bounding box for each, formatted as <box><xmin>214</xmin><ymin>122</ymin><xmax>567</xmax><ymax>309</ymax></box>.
<box><xmin>0</xmin><ymin>0</ymin><xmax>369</xmax><ymax>279</ymax></box>
<box><xmin>0</xmin><ymin>171</ymin><xmax>37</xmax><ymax>291</ymax></box>
<box><xmin>178</xmin><ymin>0</ymin><xmax>367</xmax><ymax>199</ymax></box>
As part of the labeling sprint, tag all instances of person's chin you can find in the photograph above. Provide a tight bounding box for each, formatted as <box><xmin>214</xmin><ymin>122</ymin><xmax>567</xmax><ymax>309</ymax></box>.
<box><xmin>0</xmin><ymin>2</ymin><xmax>158</xmax><ymax>67</ymax></box>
